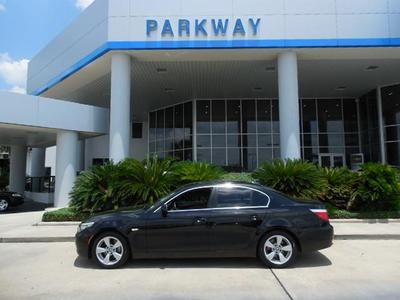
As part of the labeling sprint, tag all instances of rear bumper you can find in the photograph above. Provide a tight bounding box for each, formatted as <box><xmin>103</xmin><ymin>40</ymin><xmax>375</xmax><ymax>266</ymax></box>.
<box><xmin>298</xmin><ymin>224</ymin><xmax>334</xmax><ymax>253</ymax></box>
<box><xmin>9</xmin><ymin>196</ymin><xmax>24</xmax><ymax>207</ymax></box>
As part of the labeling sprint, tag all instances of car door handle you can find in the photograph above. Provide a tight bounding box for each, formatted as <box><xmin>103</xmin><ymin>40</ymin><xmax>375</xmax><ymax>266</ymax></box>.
<box><xmin>194</xmin><ymin>217</ymin><xmax>207</xmax><ymax>225</ymax></box>
<box><xmin>250</xmin><ymin>215</ymin><xmax>258</xmax><ymax>221</ymax></box>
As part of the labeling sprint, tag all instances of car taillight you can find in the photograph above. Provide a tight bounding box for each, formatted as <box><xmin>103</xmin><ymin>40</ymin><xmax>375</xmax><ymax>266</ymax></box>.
<box><xmin>310</xmin><ymin>209</ymin><xmax>329</xmax><ymax>222</ymax></box>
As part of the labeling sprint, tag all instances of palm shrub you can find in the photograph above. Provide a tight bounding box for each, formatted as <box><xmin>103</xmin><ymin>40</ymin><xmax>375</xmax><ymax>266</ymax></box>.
<box><xmin>174</xmin><ymin>161</ymin><xmax>225</xmax><ymax>185</ymax></box>
<box><xmin>69</xmin><ymin>162</ymin><xmax>130</xmax><ymax>212</ymax></box>
<box><xmin>348</xmin><ymin>163</ymin><xmax>400</xmax><ymax>211</ymax></box>
<box><xmin>119</xmin><ymin>156</ymin><xmax>177</xmax><ymax>204</ymax></box>
<box><xmin>220</xmin><ymin>172</ymin><xmax>254</xmax><ymax>183</ymax></box>
<box><xmin>320</xmin><ymin>167</ymin><xmax>358</xmax><ymax>208</ymax></box>
<box><xmin>252</xmin><ymin>159</ymin><xmax>327</xmax><ymax>200</ymax></box>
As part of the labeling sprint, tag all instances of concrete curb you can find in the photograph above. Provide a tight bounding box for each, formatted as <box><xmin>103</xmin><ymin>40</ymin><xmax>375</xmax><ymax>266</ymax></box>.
<box><xmin>0</xmin><ymin>237</ymin><xmax>74</xmax><ymax>243</ymax></box>
<box><xmin>35</xmin><ymin>219</ymin><xmax>400</xmax><ymax>226</ymax></box>
<box><xmin>2</xmin><ymin>234</ymin><xmax>400</xmax><ymax>243</ymax></box>
<box><xmin>331</xmin><ymin>219</ymin><xmax>400</xmax><ymax>224</ymax></box>
<box><xmin>334</xmin><ymin>234</ymin><xmax>400</xmax><ymax>240</ymax></box>
<box><xmin>35</xmin><ymin>222</ymin><xmax>80</xmax><ymax>226</ymax></box>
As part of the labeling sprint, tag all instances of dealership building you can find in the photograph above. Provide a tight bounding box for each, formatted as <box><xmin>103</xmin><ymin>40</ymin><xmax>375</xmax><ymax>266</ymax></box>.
<box><xmin>1</xmin><ymin>0</ymin><xmax>400</xmax><ymax>207</ymax></box>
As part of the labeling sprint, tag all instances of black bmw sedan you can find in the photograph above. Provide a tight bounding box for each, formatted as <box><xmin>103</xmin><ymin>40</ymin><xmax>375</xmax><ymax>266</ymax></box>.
<box><xmin>0</xmin><ymin>191</ymin><xmax>24</xmax><ymax>212</ymax></box>
<box><xmin>76</xmin><ymin>182</ymin><xmax>333</xmax><ymax>269</ymax></box>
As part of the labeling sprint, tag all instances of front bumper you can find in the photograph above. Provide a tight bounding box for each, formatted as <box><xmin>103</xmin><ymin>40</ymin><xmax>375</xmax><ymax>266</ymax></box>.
<box><xmin>75</xmin><ymin>230</ymin><xmax>93</xmax><ymax>258</ymax></box>
<box><xmin>298</xmin><ymin>224</ymin><xmax>334</xmax><ymax>253</ymax></box>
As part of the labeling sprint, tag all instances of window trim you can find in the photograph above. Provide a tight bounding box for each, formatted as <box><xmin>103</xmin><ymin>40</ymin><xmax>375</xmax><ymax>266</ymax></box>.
<box><xmin>153</xmin><ymin>183</ymin><xmax>271</xmax><ymax>213</ymax></box>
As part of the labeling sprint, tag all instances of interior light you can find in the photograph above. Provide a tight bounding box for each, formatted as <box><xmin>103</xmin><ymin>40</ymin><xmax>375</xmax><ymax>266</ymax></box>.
<box><xmin>336</xmin><ymin>86</ymin><xmax>346</xmax><ymax>91</ymax></box>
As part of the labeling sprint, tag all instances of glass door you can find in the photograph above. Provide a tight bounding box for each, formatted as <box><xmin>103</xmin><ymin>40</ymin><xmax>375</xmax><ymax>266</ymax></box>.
<box><xmin>319</xmin><ymin>154</ymin><xmax>345</xmax><ymax>168</ymax></box>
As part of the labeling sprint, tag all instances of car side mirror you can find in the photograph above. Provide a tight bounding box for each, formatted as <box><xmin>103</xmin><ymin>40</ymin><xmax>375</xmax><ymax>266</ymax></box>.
<box><xmin>161</xmin><ymin>204</ymin><xmax>168</xmax><ymax>217</ymax></box>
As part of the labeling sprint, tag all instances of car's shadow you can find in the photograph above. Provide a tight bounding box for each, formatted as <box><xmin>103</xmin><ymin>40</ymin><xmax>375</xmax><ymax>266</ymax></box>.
<box><xmin>74</xmin><ymin>251</ymin><xmax>331</xmax><ymax>270</ymax></box>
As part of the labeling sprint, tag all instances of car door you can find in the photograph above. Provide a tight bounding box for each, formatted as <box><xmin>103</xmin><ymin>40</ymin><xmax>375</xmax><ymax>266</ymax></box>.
<box><xmin>207</xmin><ymin>186</ymin><xmax>270</xmax><ymax>252</ymax></box>
<box><xmin>144</xmin><ymin>187</ymin><xmax>215</xmax><ymax>255</ymax></box>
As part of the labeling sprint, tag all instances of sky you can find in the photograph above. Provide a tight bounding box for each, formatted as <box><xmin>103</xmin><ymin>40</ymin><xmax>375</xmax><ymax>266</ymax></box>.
<box><xmin>0</xmin><ymin>0</ymin><xmax>95</xmax><ymax>94</ymax></box>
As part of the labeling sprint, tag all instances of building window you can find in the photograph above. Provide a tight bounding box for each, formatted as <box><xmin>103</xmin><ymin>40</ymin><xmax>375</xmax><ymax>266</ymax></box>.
<box><xmin>381</xmin><ymin>84</ymin><xmax>400</xmax><ymax>166</ymax></box>
<box><xmin>300</xmin><ymin>98</ymin><xmax>360</xmax><ymax>167</ymax></box>
<box><xmin>150</xmin><ymin>97</ymin><xmax>362</xmax><ymax>170</ymax></box>
<box><xmin>149</xmin><ymin>101</ymin><xmax>193</xmax><ymax>161</ymax></box>
<box><xmin>132</xmin><ymin>123</ymin><xmax>143</xmax><ymax>139</ymax></box>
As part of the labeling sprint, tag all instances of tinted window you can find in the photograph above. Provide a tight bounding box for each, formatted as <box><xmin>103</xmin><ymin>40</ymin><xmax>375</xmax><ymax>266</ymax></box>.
<box><xmin>168</xmin><ymin>188</ymin><xmax>212</xmax><ymax>211</ymax></box>
<box><xmin>211</xmin><ymin>187</ymin><xmax>269</xmax><ymax>208</ymax></box>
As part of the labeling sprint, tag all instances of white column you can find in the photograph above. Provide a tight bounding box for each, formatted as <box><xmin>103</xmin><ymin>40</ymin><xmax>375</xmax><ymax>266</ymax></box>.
<box><xmin>377</xmin><ymin>87</ymin><xmax>387</xmax><ymax>164</ymax></box>
<box><xmin>109</xmin><ymin>53</ymin><xmax>131</xmax><ymax>163</ymax></box>
<box><xmin>278</xmin><ymin>51</ymin><xmax>301</xmax><ymax>159</ymax></box>
<box><xmin>30</xmin><ymin>148</ymin><xmax>46</xmax><ymax>177</ymax></box>
<box><xmin>9</xmin><ymin>145</ymin><xmax>27</xmax><ymax>194</ymax></box>
<box><xmin>55</xmin><ymin>130</ymin><xmax>78</xmax><ymax>207</ymax></box>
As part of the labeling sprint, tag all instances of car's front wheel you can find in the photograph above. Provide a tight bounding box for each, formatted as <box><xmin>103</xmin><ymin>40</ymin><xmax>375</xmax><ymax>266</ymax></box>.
<box><xmin>0</xmin><ymin>198</ymin><xmax>9</xmax><ymax>212</ymax></box>
<box><xmin>258</xmin><ymin>231</ymin><xmax>297</xmax><ymax>268</ymax></box>
<box><xmin>91</xmin><ymin>232</ymin><xmax>130</xmax><ymax>269</ymax></box>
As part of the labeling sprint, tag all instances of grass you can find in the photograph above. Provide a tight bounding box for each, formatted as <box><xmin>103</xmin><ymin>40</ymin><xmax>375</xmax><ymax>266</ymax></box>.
<box><xmin>42</xmin><ymin>205</ymin><xmax>145</xmax><ymax>222</ymax></box>
<box><xmin>326</xmin><ymin>203</ymin><xmax>400</xmax><ymax>219</ymax></box>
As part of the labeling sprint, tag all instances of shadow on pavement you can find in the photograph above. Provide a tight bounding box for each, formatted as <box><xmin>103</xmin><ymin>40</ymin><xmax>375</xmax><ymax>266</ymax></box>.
<box><xmin>74</xmin><ymin>251</ymin><xmax>331</xmax><ymax>270</ymax></box>
<box><xmin>1</xmin><ymin>199</ymin><xmax>51</xmax><ymax>214</ymax></box>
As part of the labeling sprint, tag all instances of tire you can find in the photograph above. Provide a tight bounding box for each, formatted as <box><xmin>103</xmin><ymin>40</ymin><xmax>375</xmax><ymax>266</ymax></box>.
<box><xmin>258</xmin><ymin>231</ymin><xmax>298</xmax><ymax>268</ymax></box>
<box><xmin>91</xmin><ymin>232</ymin><xmax>130</xmax><ymax>269</ymax></box>
<box><xmin>0</xmin><ymin>198</ymin><xmax>9</xmax><ymax>212</ymax></box>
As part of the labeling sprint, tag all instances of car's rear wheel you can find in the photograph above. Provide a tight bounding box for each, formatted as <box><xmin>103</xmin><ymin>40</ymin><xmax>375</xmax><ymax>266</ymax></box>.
<box><xmin>91</xmin><ymin>232</ymin><xmax>130</xmax><ymax>269</ymax></box>
<box><xmin>258</xmin><ymin>231</ymin><xmax>297</xmax><ymax>268</ymax></box>
<box><xmin>0</xmin><ymin>198</ymin><xmax>9</xmax><ymax>212</ymax></box>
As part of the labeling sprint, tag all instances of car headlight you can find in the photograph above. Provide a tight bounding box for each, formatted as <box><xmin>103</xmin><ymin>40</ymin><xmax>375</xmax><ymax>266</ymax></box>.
<box><xmin>77</xmin><ymin>222</ymin><xmax>95</xmax><ymax>233</ymax></box>
<box><xmin>12</xmin><ymin>193</ymin><xmax>22</xmax><ymax>197</ymax></box>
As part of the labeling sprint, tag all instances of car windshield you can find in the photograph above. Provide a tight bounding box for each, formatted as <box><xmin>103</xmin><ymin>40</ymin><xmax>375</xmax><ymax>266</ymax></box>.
<box><xmin>144</xmin><ymin>187</ymin><xmax>184</xmax><ymax>212</ymax></box>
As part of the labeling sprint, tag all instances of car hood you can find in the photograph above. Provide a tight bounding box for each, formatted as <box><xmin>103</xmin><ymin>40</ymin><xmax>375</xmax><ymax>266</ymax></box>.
<box><xmin>85</xmin><ymin>208</ymin><xmax>147</xmax><ymax>223</ymax></box>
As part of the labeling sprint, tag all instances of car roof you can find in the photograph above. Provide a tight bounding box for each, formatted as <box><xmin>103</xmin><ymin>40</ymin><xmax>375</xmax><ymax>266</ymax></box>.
<box><xmin>179</xmin><ymin>180</ymin><xmax>268</xmax><ymax>191</ymax></box>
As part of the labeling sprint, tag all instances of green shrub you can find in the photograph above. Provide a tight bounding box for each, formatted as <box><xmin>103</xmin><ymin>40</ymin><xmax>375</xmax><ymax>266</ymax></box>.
<box><xmin>174</xmin><ymin>161</ymin><xmax>225</xmax><ymax>185</ymax></box>
<box><xmin>120</xmin><ymin>156</ymin><xmax>177</xmax><ymax>204</ymax></box>
<box><xmin>320</xmin><ymin>167</ymin><xmax>358</xmax><ymax>207</ymax></box>
<box><xmin>69</xmin><ymin>162</ymin><xmax>132</xmax><ymax>212</ymax></box>
<box><xmin>221</xmin><ymin>172</ymin><xmax>254</xmax><ymax>183</ymax></box>
<box><xmin>348</xmin><ymin>163</ymin><xmax>400</xmax><ymax>211</ymax></box>
<box><xmin>252</xmin><ymin>159</ymin><xmax>327</xmax><ymax>200</ymax></box>
<box><xmin>42</xmin><ymin>207</ymin><xmax>90</xmax><ymax>222</ymax></box>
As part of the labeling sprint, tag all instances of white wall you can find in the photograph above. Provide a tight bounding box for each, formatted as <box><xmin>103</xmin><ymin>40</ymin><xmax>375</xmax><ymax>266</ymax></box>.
<box><xmin>0</xmin><ymin>92</ymin><xmax>109</xmax><ymax>134</ymax></box>
<box><xmin>28</xmin><ymin>0</ymin><xmax>400</xmax><ymax>95</ymax></box>
<box><xmin>84</xmin><ymin>124</ymin><xmax>147</xmax><ymax>169</ymax></box>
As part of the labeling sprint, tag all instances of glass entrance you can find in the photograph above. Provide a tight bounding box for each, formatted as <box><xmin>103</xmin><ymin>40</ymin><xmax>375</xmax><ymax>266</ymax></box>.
<box><xmin>318</xmin><ymin>154</ymin><xmax>345</xmax><ymax>168</ymax></box>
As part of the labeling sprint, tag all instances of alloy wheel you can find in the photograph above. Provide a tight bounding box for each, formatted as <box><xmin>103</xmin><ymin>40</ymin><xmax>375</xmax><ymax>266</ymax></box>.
<box><xmin>95</xmin><ymin>236</ymin><xmax>124</xmax><ymax>266</ymax></box>
<box><xmin>0</xmin><ymin>199</ymin><xmax>8</xmax><ymax>211</ymax></box>
<box><xmin>263</xmin><ymin>235</ymin><xmax>293</xmax><ymax>265</ymax></box>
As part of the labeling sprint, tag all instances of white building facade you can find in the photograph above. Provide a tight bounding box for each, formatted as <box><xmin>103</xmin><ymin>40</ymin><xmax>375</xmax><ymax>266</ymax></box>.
<box><xmin>2</xmin><ymin>0</ymin><xmax>400</xmax><ymax>206</ymax></box>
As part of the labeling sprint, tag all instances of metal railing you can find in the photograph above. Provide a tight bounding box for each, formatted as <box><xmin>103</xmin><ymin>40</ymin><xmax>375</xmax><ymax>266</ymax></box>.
<box><xmin>25</xmin><ymin>176</ymin><xmax>55</xmax><ymax>193</ymax></box>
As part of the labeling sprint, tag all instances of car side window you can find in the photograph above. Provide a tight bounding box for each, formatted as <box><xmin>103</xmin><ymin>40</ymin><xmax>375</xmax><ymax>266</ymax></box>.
<box><xmin>168</xmin><ymin>188</ymin><xmax>212</xmax><ymax>211</ymax></box>
<box><xmin>210</xmin><ymin>187</ymin><xmax>269</xmax><ymax>208</ymax></box>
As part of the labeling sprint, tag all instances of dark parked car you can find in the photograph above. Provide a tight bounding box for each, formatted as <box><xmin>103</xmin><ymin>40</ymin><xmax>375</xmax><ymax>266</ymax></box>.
<box><xmin>76</xmin><ymin>182</ymin><xmax>333</xmax><ymax>269</ymax></box>
<box><xmin>0</xmin><ymin>191</ymin><xmax>24</xmax><ymax>212</ymax></box>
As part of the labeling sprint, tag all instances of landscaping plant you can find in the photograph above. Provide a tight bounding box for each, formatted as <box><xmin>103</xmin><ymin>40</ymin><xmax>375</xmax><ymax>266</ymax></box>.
<box><xmin>252</xmin><ymin>159</ymin><xmax>327</xmax><ymax>200</ymax></box>
<box><xmin>174</xmin><ymin>161</ymin><xmax>225</xmax><ymax>185</ymax></box>
<box><xmin>348</xmin><ymin>163</ymin><xmax>400</xmax><ymax>211</ymax></box>
<box><xmin>120</xmin><ymin>156</ymin><xmax>177</xmax><ymax>204</ymax></box>
<box><xmin>69</xmin><ymin>162</ymin><xmax>130</xmax><ymax>212</ymax></box>
<box><xmin>320</xmin><ymin>167</ymin><xmax>358</xmax><ymax>208</ymax></box>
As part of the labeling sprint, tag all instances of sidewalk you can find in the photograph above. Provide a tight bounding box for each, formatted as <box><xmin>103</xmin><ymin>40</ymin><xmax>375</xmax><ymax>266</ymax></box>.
<box><xmin>1</xmin><ymin>210</ymin><xmax>400</xmax><ymax>242</ymax></box>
